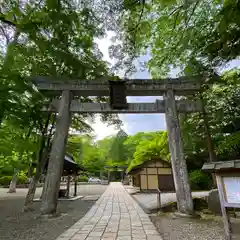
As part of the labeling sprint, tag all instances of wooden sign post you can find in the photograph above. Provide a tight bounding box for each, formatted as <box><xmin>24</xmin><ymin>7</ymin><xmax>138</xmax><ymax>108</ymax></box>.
<box><xmin>202</xmin><ymin>160</ymin><xmax>240</xmax><ymax>240</ymax></box>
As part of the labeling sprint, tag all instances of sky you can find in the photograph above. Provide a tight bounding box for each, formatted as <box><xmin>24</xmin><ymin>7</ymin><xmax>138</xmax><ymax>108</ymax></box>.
<box><xmin>92</xmin><ymin>32</ymin><xmax>168</xmax><ymax>140</ymax></box>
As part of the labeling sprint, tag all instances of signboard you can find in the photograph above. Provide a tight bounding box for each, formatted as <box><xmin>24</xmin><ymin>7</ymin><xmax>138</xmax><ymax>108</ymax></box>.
<box><xmin>223</xmin><ymin>176</ymin><xmax>240</xmax><ymax>204</ymax></box>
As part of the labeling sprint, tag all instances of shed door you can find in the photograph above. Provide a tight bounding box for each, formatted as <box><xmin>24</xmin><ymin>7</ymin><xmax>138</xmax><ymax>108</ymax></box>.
<box><xmin>158</xmin><ymin>175</ymin><xmax>175</xmax><ymax>192</ymax></box>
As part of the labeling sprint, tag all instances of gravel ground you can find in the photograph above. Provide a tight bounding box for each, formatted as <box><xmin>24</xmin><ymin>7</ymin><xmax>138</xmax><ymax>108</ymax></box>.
<box><xmin>151</xmin><ymin>214</ymin><xmax>240</xmax><ymax>240</ymax></box>
<box><xmin>0</xmin><ymin>185</ymin><xmax>108</xmax><ymax>240</ymax></box>
<box><xmin>0</xmin><ymin>184</ymin><xmax>108</xmax><ymax>200</ymax></box>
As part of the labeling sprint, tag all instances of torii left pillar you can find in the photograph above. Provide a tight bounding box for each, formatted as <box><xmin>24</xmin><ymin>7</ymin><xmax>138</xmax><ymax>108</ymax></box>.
<box><xmin>41</xmin><ymin>90</ymin><xmax>72</xmax><ymax>215</ymax></box>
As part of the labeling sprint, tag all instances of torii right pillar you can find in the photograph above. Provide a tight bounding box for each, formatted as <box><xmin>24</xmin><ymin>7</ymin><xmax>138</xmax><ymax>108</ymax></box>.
<box><xmin>164</xmin><ymin>89</ymin><xmax>194</xmax><ymax>215</ymax></box>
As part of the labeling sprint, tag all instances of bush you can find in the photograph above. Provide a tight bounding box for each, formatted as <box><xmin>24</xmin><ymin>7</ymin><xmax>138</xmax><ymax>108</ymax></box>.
<box><xmin>78</xmin><ymin>175</ymin><xmax>88</xmax><ymax>182</ymax></box>
<box><xmin>0</xmin><ymin>173</ymin><xmax>28</xmax><ymax>186</ymax></box>
<box><xmin>0</xmin><ymin>176</ymin><xmax>12</xmax><ymax>186</ymax></box>
<box><xmin>189</xmin><ymin>169</ymin><xmax>212</xmax><ymax>190</ymax></box>
<box><xmin>18</xmin><ymin>173</ymin><xmax>28</xmax><ymax>184</ymax></box>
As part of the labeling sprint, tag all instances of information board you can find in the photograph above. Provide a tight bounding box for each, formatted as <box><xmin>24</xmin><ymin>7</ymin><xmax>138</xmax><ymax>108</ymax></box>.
<box><xmin>223</xmin><ymin>177</ymin><xmax>240</xmax><ymax>204</ymax></box>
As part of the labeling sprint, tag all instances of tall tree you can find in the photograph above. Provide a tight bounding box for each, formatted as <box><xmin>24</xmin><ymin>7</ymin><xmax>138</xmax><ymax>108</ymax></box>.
<box><xmin>0</xmin><ymin>1</ymin><xmax>122</xmax><ymax>215</ymax></box>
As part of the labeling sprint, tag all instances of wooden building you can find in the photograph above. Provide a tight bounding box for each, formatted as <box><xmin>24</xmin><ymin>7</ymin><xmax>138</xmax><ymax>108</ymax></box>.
<box><xmin>44</xmin><ymin>154</ymin><xmax>85</xmax><ymax>198</ymax></box>
<box><xmin>127</xmin><ymin>158</ymin><xmax>175</xmax><ymax>192</ymax></box>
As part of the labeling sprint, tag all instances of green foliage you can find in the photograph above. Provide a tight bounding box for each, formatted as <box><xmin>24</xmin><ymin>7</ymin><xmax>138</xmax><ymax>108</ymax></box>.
<box><xmin>109</xmin><ymin>130</ymin><xmax>129</xmax><ymax>166</ymax></box>
<box><xmin>66</xmin><ymin>135</ymin><xmax>107</xmax><ymax>174</ymax></box>
<box><xmin>66</xmin><ymin>131</ymin><xmax>170</xmax><ymax>177</ymax></box>
<box><xmin>78</xmin><ymin>175</ymin><xmax>88</xmax><ymax>182</ymax></box>
<box><xmin>18</xmin><ymin>172</ymin><xmax>28</xmax><ymax>184</ymax></box>
<box><xmin>0</xmin><ymin>172</ymin><xmax>27</xmax><ymax>186</ymax></box>
<box><xmin>181</xmin><ymin>69</ymin><xmax>240</xmax><ymax>163</ymax></box>
<box><xmin>118</xmin><ymin>0</ymin><xmax>240</xmax><ymax>191</ymax></box>
<box><xmin>120</xmin><ymin>0</ymin><xmax>240</xmax><ymax>77</ymax></box>
<box><xmin>189</xmin><ymin>170</ymin><xmax>212</xmax><ymax>190</ymax></box>
<box><xmin>0</xmin><ymin>176</ymin><xmax>12</xmax><ymax>186</ymax></box>
<box><xmin>67</xmin><ymin>135</ymin><xmax>84</xmax><ymax>162</ymax></box>
<box><xmin>127</xmin><ymin>131</ymin><xmax>170</xmax><ymax>172</ymax></box>
<box><xmin>0</xmin><ymin>1</ymin><xmax>122</xmax><ymax>183</ymax></box>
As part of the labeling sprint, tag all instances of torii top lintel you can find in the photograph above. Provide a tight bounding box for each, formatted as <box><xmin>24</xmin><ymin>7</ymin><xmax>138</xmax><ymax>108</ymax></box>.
<box><xmin>31</xmin><ymin>76</ymin><xmax>203</xmax><ymax>96</ymax></box>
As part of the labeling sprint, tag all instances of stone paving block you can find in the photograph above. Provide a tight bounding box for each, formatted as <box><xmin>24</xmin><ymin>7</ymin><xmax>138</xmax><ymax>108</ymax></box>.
<box><xmin>132</xmin><ymin>237</ymin><xmax>147</xmax><ymax>240</ymax></box>
<box><xmin>118</xmin><ymin>230</ymin><xmax>131</xmax><ymax>236</ymax></box>
<box><xmin>88</xmin><ymin>231</ymin><xmax>103</xmax><ymax>237</ymax></box>
<box><xmin>85</xmin><ymin>237</ymin><xmax>102</xmax><ymax>240</ymax></box>
<box><xmin>77</xmin><ymin>231</ymin><xmax>91</xmax><ymax>235</ymax></box>
<box><xmin>105</xmin><ymin>228</ymin><xmax>118</xmax><ymax>233</ymax></box>
<box><xmin>93</xmin><ymin>227</ymin><xmax>106</xmax><ymax>232</ymax></box>
<box><xmin>71</xmin><ymin>233</ymin><xmax>88</xmax><ymax>240</ymax></box>
<box><xmin>146</xmin><ymin>236</ymin><xmax>162</xmax><ymax>240</ymax></box>
<box><xmin>116</xmin><ymin>237</ymin><xmax>132</xmax><ymax>240</ymax></box>
<box><xmin>81</xmin><ymin>226</ymin><xmax>95</xmax><ymax>231</ymax></box>
<box><xmin>131</xmin><ymin>230</ymin><xmax>145</xmax><ymax>235</ymax></box>
<box><xmin>101</xmin><ymin>232</ymin><xmax>117</xmax><ymax>239</ymax></box>
<box><xmin>145</xmin><ymin>230</ymin><xmax>160</xmax><ymax>235</ymax></box>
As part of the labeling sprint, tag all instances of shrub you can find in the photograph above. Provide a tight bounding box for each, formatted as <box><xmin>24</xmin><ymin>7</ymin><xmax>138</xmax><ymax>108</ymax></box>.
<box><xmin>78</xmin><ymin>175</ymin><xmax>88</xmax><ymax>182</ymax></box>
<box><xmin>0</xmin><ymin>172</ymin><xmax>28</xmax><ymax>186</ymax></box>
<box><xmin>189</xmin><ymin>169</ymin><xmax>212</xmax><ymax>190</ymax></box>
<box><xmin>0</xmin><ymin>176</ymin><xmax>12</xmax><ymax>186</ymax></box>
<box><xmin>18</xmin><ymin>173</ymin><xmax>28</xmax><ymax>184</ymax></box>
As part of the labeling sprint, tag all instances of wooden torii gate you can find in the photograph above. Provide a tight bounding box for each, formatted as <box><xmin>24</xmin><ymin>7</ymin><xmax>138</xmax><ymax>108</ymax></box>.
<box><xmin>32</xmin><ymin>76</ymin><xmax>203</xmax><ymax>215</ymax></box>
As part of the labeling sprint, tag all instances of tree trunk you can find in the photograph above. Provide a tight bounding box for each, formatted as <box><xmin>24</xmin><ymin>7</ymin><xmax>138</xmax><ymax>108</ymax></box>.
<box><xmin>8</xmin><ymin>171</ymin><xmax>18</xmax><ymax>193</ymax></box>
<box><xmin>41</xmin><ymin>91</ymin><xmax>71</xmax><ymax>215</ymax></box>
<box><xmin>23</xmin><ymin>155</ymin><xmax>48</xmax><ymax>211</ymax></box>
<box><xmin>40</xmin><ymin>114</ymin><xmax>57</xmax><ymax>200</ymax></box>
<box><xmin>74</xmin><ymin>175</ymin><xmax>77</xmax><ymax>197</ymax></box>
<box><xmin>200</xmin><ymin>94</ymin><xmax>217</xmax><ymax>187</ymax></box>
<box><xmin>8</xmin><ymin>150</ymin><xmax>24</xmax><ymax>194</ymax></box>
<box><xmin>0</xmin><ymin>108</ymin><xmax>4</xmax><ymax>127</ymax></box>
<box><xmin>66</xmin><ymin>175</ymin><xmax>71</xmax><ymax>198</ymax></box>
<box><xmin>200</xmin><ymin>95</ymin><xmax>217</xmax><ymax>163</ymax></box>
<box><xmin>40</xmin><ymin>173</ymin><xmax>47</xmax><ymax>200</ymax></box>
<box><xmin>23</xmin><ymin>113</ymin><xmax>51</xmax><ymax>210</ymax></box>
<box><xmin>28</xmin><ymin>164</ymin><xmax>33</xmax><ymax>178</ymax></box>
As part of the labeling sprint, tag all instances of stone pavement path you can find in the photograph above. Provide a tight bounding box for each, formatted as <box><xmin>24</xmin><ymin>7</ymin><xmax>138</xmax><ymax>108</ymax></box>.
<box><xmin>57</xmin><ymin>182</ymin><xmax>162</xmax><ymax>240</ymax></box>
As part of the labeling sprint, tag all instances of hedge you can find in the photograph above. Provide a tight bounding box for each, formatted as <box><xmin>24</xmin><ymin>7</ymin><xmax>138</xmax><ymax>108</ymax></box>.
<box><xmin>0</xmin><ymin>174</ymin><xmax>28</xmax><ymax>186</ymax></box>
<box><xmin>78</xmin><ymin>175</ymin><xmax>88</xmax><ymax>182</ymax></box>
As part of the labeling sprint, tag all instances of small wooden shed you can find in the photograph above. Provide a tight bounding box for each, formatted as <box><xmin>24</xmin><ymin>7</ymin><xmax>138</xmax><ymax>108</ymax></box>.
<box><xmin>44</xmin><ymin>154</ymin><xmax>85</xmax><ymax>198</ymax></box>
<box><xmin>60</xmin><ymin>154</ymin><xmax>85</xmax><ymax>198</ymax></box>
<box><xmin>127</xmin><ymin>158</ymin><xmax>175</xmax><ymax>192</ymax></box>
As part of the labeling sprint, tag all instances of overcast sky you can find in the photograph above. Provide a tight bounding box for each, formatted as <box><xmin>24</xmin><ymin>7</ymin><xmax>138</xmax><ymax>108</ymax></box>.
<box><xmin>92</xmin><ymin>32</ymin><xmax>240</xmax><ymax>140</ymax></box>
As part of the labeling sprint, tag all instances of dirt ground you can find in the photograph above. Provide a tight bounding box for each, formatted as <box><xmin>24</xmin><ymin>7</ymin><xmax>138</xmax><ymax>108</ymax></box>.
<box><xmin>151</xmin><ymin>214</ymin><xmax>240</xmax><ymax>240</ymax></box>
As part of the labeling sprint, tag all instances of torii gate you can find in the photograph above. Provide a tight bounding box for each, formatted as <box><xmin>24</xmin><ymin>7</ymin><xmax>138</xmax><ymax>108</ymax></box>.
<box><xmin>32</xmin><ymin>76</ymin><xmax>203</xmax><ymax>215</ymax></box>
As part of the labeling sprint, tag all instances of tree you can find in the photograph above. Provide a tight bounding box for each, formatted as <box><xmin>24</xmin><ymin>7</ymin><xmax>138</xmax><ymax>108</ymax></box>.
<box><xmin>0</xmin><ymin>1</ymin><xmax>123</xmax><ymax>215</ymax></box>
<box><xmin>0</xmin><ymin>120</ymin><xmax>38</xmax><ymax>192</ymax></box>
<box><xmin>120</xmin><ymin>0</ymin><xmax>240</xmax><ymax>77</ymax></box>
<box><xmin>123</xmin><ymin>131</ymin><xmax>158</xmax><ymax>162</ymax></box>
<box><xmin>108</xmin><ymin>130</ymin><xmax>129</xmax><ymax>166</ymax></box>
<box><xmin>181</xmin><ymin>69</ymin><xmax>240</xmax><ymax>163</ymax></box>
<box><xmin>127</xmin><ymin>131</ymin><xmax>169</xmax><ymax>171</ymax></box>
